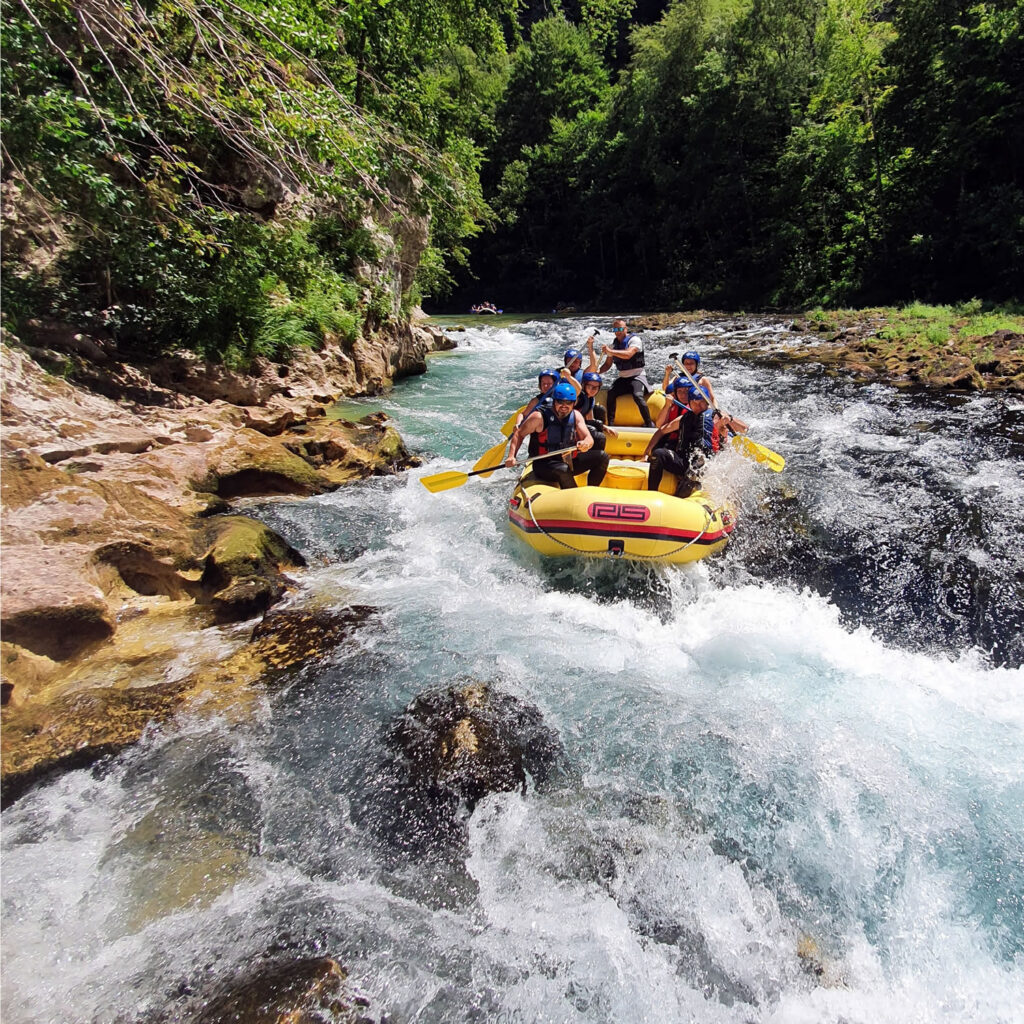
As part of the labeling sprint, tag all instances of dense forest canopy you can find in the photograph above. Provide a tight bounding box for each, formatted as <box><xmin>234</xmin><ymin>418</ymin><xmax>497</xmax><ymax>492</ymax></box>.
<box><xmin>2</xmin><ymin>0</ymin><xmax>1021</xmax><ymax>356</ymax></box>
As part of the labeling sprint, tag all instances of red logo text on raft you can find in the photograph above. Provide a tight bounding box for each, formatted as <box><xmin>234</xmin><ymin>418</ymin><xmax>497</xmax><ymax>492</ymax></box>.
<box><xmin>586</xmin><ymin>502</ymin><xmax>651</xmax><ymax>523</ymax></box>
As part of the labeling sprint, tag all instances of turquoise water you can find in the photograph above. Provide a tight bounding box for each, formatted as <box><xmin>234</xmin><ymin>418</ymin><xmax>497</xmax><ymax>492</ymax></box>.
<box><xmin>2</xmin><ymin>317</ymin><xmax>1023</xmax><ymax>1023</ymax></box>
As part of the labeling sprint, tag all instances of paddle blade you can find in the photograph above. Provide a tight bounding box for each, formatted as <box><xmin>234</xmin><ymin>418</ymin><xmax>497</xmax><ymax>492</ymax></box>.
<box><xmin>500</xmin><ymin>405</ymin><xmax>525</xmax><ymax>438</ymax></box>
<box><xmin>419</xmin><ymin>470</ymin><xmax>470</xmax><ymax>493</ymax></box>
<box><xmin>471</xmin><ymin>439</ymin><xmax>508</xmax><ymax>477</ymax></box>
<box><xmin>732</xmin><ymin>434</ymin><xmax>785</xmax><ymax>472</ymax></box>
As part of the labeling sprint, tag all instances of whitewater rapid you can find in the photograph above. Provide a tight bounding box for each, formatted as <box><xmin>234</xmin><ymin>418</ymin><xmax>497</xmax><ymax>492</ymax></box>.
<box><xmin>3</xmin><ymin>316</ymin><xmax>1022</xmax><ymax>1024</ymax></box>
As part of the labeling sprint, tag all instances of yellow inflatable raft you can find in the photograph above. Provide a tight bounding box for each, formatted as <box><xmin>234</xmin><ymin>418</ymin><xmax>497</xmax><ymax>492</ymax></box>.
<box><xmin>507</xmin><ymin>421</ymin><xmax>736</xmax><ymax>565</ymax></box>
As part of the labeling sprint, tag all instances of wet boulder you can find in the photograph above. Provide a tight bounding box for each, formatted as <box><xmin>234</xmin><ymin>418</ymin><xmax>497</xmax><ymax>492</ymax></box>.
<box><xmin>356</xmin><ymin>680</ymin><xmax>573</xmax><ymax>863</ymax></box>
<box><xmin>199</xmin><ymin>516</ymin><xmax>306</xmax><ymax>623</ymax></box>
<box><xmin>184</xmin><ymin>956</ymin><xmax>372</xmax><ymax>1024</ymax></box>
<box><xmin>249</xmin><ymin>605</ymin><xmax>378</xmax><ymax>673</ymax></box>
<box><xmin>394</xmin><ymin>679</ymin><xmax>571</xmax><ymax>807</ymax></box>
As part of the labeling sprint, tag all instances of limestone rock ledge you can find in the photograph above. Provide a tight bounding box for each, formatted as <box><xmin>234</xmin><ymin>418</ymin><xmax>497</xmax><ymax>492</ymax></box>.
<box><xmin>0</xmin><ymin>334</ymin><xmax>438</xmax><ymax>801</ymax></box>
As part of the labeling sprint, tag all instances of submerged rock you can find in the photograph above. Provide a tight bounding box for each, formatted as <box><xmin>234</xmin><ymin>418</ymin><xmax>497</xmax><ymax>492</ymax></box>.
<box><xmin>0</xmin><ymin>676</ymin><xmax>190</xmax><ymax>808</ymax></box>
<box><xmin>183</xmin><ymin>956</ymin><xmax>372</xmax><ymax>1024</ymax></box>
<box><xmin>249</xmin><ymin>604</ymin><xmax>378</xmax><ymax>672</ymax></box>
<box><xmin>355</xmin><ymin>679</ymin><xmax>573</xmax><ymax>863</ymax></box>
<box><xmin>0</xmin><ymin>601</ymin><xmax>378</xmax><ymax>806</ymax></box>
<box><xmin>393</xmin><ymin>680</ymin><xmax>567</xmax><ymax>807</ymax></box>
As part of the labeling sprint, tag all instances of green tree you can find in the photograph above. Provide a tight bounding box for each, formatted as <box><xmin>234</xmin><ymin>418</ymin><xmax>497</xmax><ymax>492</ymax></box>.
<box><xmin>878</xmin><ymin>0</ymin><xmax>1024</xmax><ymax>300</ymax></box>
<box><xmin>773</xmin><ymin>0</ymin><xmax>894</xmax><ymax>303</ymax></box>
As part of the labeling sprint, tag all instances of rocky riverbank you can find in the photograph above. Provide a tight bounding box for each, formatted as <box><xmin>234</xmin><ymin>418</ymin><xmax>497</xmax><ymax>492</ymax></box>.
<box><xmin>634</xmin><ymin>307</ymin><xmax>1024</xmax><ymax>391</ymax></box>
<box><xmin>0</xmin><ymin>317</ymin><xmax>457</xmax><ymax>804</ymax></box>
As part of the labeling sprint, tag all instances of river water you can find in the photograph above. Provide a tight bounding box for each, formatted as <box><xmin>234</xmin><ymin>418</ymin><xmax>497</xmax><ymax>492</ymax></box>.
<box><xmin>3</xmin><ymin>316</ymin><xmax>1023</xmax><ymax>1023</ymax></box>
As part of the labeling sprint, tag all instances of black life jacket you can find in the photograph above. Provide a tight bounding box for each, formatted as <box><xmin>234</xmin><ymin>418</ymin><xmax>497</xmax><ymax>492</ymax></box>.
<box><xmin>528</xmin><ymin>405</ymin><xmax>579</xmax><ymax>459</ymax></box>
<box><xmin>575</xmin><ymin>392</ymin><xmax>596</xmax><ymax>417</ymax></box>
<box><xmin>671</xmin><ymin>406</ymin><xmax>716</xmax><ymax>455</ymax></box>
<box><xmin>532</xmin><ymin>389</ymin><xmax>555</xmax><ymax>413</ymax></box>
<box><xmin>614</xmin><ymin>332</ymin><xmax>645</xmax><ymax>371</ymax></box>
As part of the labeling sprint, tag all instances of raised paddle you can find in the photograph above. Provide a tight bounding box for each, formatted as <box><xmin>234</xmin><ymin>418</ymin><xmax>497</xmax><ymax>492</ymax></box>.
<box><xmin>674</xmin><ymin>361</ymin><xmax>786</xmax><ymax>472</ymax></box>
<box><xmin>502</xmin><ymin>330</ymin><xmax>603</xmax><ymax>437</ymax></box>
<box><xmin>420</xmin><ymin>445</ymin><xmax>581</xmax><ymax>493</ymax></box>
<box><xmin>471</xmin><ymin>438</ymin><xmax>509</xmax><ymax>478</ymax></box>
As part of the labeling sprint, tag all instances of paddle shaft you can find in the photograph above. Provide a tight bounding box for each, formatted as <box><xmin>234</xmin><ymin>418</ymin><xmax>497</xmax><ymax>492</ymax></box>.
<box><xmin>675</xmin><ymin>362</ymin><xmax>721</xmax><ymax>415</ymax></box>
<box><xmin>464</xmin><ymin>444</ymin><xmax>581</xmax><ymax>482</ymax></box>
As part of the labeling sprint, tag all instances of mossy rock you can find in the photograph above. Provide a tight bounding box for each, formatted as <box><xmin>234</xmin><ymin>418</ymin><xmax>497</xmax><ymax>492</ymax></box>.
<box><xmin>198</xmin><ymin>437</ymin><xmax>329</xmax><ymax>498</ymax></box>
<box><xmin>371</xmin><ymin>424</ymin><xmax>410</xmax><ymax>468</ymax></box>
<box><xmin>200</xmin><ymin>516</ymin><xmax>305</xmax><ymax>622</ymax></box>
<box><xmin>202</xmin><ymin>516</ymin><xmax>303</xmax><ymax>579</ymax></box>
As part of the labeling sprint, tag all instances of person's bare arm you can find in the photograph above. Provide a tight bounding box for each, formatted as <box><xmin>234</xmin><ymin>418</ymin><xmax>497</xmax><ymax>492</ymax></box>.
<box><xmin>560</xmin><ymin>368</ymin><xmax>583</xmax><ymax>395</ymax></box>
<box><xmin>516</xmin><ymin>396</ymin><xmax>540</xmax><ymax>429</ymax></box>
<box><xmin>643</xmin><ymin>417</ymin><xmax>681</xmax><ymax>458</ymax></box>
<box><xmin>655</xmin><ymin>401</ymin><xmax>676</xmax><ymax>429</ymax></box>
<box><xmin>574</xmin><ymin>413</ymin><xmax>594</xmax><ymax>452</ymax></box>
<box><xmin>506</xmin><ymin>411</ymin><xmax>543</xmax><ymax>464</ymax></box>
<box><xmin>602</xmin><ymin>342</ymin><xmax>640</xmax><ymax>361</ymax></box>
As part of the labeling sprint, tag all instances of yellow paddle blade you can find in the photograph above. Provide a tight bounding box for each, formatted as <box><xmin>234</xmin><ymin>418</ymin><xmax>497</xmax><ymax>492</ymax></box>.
<box><xmin>471</xmin><ymin>439</ymin><xmax>508</xmax><ymax>477</ymax></box>
<box><xmin>500</xmin><ymin>405</ymin><xmax>526</xmax><ymax>438</ymax></box>
<box><xmin>732</xmin><ymin>434</ymin><xmax>785</xmax><ymax>472</ymax></box>
<box><xmin>420</xmin><ymin>469</ymin><xmax>472</xmax><ymax>493</ymax></box>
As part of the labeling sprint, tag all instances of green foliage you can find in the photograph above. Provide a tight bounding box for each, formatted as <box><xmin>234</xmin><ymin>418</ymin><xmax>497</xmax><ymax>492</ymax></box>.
<box><xmin>2</xmin><ymin>0</ymin><xmax>516</xmax><ymax>359</ymax></box>
<box><xmin>4</xmin><ymin>0</ymin><xmax>1021</xmax><ymax>335</ymax></box>
<box><xmin>461</xmin><ymin>0</ymin><xmax>1021</xmax><ymax>309</ymax></box>
<box><xmin>961</xmin><ymin>311</ymin><xmax>1024</xmax><ymax>339</ymax></box>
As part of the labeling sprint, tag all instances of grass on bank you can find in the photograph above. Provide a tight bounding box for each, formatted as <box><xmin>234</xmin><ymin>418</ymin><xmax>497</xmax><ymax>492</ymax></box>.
<box><xmin>807</xmin><ymin>301</ymin><xmax>1024</xmax><ymax>350</ymax></box>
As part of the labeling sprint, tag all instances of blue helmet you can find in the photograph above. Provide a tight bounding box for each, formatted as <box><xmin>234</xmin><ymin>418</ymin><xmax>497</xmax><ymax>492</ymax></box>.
<box><xmin>552</xmin><ymin>382</ymin><xmax>577</xmax><ymax>402</ymax></box>
<box><xmin>582</xmin><ymin>371</ymin><xmax>602</xmax><ymax>385</ymax></box>
<box><xmin>564</xmin><ymin>348</ymin><xmax>582</xmax><ymax>365</ymax></box>
<box><xmin>538</xmin><ymin>368</ymin><xmax>558</xmax><ymax>385</ymax></box>
<box><xmin>687</xmin><ymin>386</ymin><xmax>711</xmax><ymax>403</ymax></box>
<box><xmin>666</xmin><ymin>376</ymin><xmax>685</xmax><ymax>392</ymax></box>
<box><xmin>682</xmin><ymin>350</ymin><xmax>701</xmax><ymax>366</ymax></box>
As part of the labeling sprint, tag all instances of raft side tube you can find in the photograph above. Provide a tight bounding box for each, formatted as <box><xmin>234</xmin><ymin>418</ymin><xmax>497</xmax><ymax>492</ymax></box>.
<box><xmin>598</xmin><ymin>387</ymin><xmax>667</xmax><ymax>427</ymax></box>
<box><xmin>508</xmin><ymin>470</ymin><xmax>734</xmax><ymax>564</ymax></box>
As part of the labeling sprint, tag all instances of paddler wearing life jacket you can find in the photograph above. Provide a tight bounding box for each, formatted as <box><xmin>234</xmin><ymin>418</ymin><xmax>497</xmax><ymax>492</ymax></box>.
<box><xmin>563</xmin><ymin>335</ymin><xmax>599</xmax><ymax>385</ymax></box>
<box><xmin>515</xmin><ymin>368</ymin><xmax>560</xmax><ymax>431</ymax></box>
<box><xmin>660</xmin><ymin>350</ymin><xmax>718</xmax><ymax>409</ymax></box>
<box><xmin>597</xmin><ymin>319</ymin><xmax>654</xmax><ymax>427</ymax></box>
<box><xmin>506</xmin><ymin>382</ymin><xmax>610</xmax><ymax>489</ymax></box>
<box><xmin>573</xmin><ymin>371</ymin><xmax>618</xmax><ymax>453</ymax></box>
<box><xmin>642</xmin><ymin>385</ymin><xmax>716</xmax><ymax>498</ymax></box>
<box><xmin>660</xmin><ymin>349</ymin><xmax>749</xmax><ymax>448</ymax></box>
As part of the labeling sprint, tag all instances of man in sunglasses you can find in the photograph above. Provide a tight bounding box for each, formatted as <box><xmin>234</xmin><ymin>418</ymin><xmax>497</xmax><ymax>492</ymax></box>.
<box><xmin>506</xmin><ymin>382</ymin><xmax>609</xmax><ymax>488</ymax></box>
<box><xmin>597</xmin><ymin>318</ymin><xmax>654</xmax><ymax>427</ymax></box>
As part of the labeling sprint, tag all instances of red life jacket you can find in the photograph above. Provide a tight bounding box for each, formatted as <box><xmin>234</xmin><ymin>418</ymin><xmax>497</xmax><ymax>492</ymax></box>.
<box><xmin>528</xmin><ymin>406</ymin><xmax>579</xmax><ymax>458</ymax></box>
